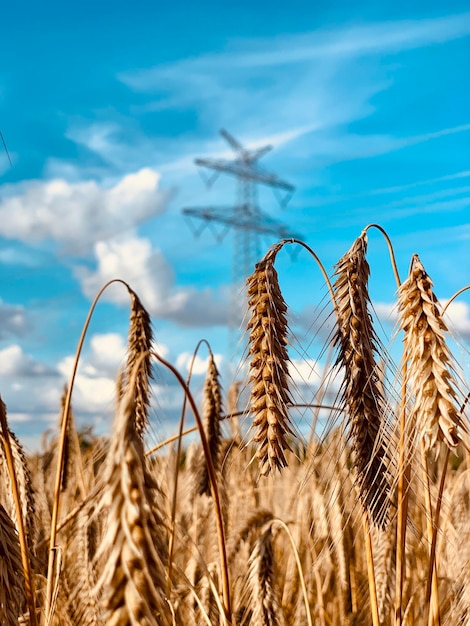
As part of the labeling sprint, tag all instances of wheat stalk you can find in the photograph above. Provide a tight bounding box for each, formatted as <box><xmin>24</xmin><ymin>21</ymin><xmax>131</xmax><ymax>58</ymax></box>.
<box><xmin>246</xmin><ymin>244</ymin><xmax>294</xmax><ymax>476</ymax></box>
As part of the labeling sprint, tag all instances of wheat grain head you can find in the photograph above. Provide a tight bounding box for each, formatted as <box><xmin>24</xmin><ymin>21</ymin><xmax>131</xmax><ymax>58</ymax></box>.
<box><xmin>246</xmin><ymin>245</ymin><xmax>294</xmax><ymax>476</ymax></box>
<box><xmin>333</xmin><ymin>233</ymin><xmax>391</xmax><ymax>526</ymax></box>
<box><xmin>398</xmin><ymin>254</ymin><xmax>465</xmax><ymax>451</ymax></box>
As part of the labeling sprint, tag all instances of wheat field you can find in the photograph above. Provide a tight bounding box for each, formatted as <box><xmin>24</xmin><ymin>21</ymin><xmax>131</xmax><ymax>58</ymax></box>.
<box><xmin>0</xmin><ymin>226</ymin><xmax>469</xmax><ymax>625</ymax></box>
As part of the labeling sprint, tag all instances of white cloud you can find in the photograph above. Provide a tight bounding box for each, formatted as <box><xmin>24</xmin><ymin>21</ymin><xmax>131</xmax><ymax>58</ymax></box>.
<box><xmin>0</xmin><ymin>336</ymin><xmax>127</xmax><ymax>439</ymax></box>
<box><xmin>58</xmin><ymin>15</ymin><xmax>470</xmax><ymax>185</ymax></box>
<box><xmin>121</xmin><ymin>14</ymin><xmax>470</xmax><ymax>91</ymax></box>
<box><xmin>443</xmin><ymin>300</ymin><xmax>470</xmax><ymax>341</ymax></box>
<box><xmin>175</xmin><ymin>352</ymin><xmax>223</xmax><ymax>376</ymax></box>
<box><xmin>373</xmin><ymin>302</ymin><xmax>398</xmax><ymax>324</ymax></box>
<box><xmin>289</xmin><ymin>358</ymin><xmax>322</xmax><ymax>385</ymax></box>
<box><xmin>85</xmin><ymin>333</ymin><xmax>128</xmax><ymax>378</ymax></box>
<box><xmin>0</xmin><ymin>339</ymin><xmax>217</xmax><ymax>450</ymax></box>
<box><xmin>371</xmin><ymin>299</ymin><xmax>470</xmax><ymax>343</ymax></box>
<box><xmin>75</xmin><ymin>234</ymin><xmax>230</xmax><ymax>327</ymax></box>
<box><xmin>0</xmin><ymin>344</ymin><xmax>56</xmax><ymax>377</ymax></box>
<box><xmin>0</xmin><ymin>168</ymin><xmax>171</xmax><ymax>251</ymax></box>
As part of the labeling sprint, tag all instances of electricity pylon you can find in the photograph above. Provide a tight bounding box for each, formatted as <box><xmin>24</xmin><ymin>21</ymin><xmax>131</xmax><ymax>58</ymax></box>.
<box><xmin>183</xmin><ymin>128</ymin><xmax>300</xmax><ymax>286</ymax></box>
<box><xmin>182</xmin><ymin>129</ymin><xmax>301</xmax><ymax>364</ymax></box>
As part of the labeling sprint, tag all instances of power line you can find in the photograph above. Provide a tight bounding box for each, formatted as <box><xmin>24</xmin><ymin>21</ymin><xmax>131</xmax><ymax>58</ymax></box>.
<box><xmin>0</xmin><ymin>131</ymin><xmax>12</xmax><ymax>167</ymax></box>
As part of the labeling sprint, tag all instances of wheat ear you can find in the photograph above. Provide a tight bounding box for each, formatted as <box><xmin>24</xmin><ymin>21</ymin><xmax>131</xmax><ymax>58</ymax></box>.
<box><xmin>123</xmin><ymin>290</ymin><xmax>154</xmax><ymax>437</ymax></box>
<box><xmin>246</xmin><ymin>244</ymin><xmax>294</xmax><ymax>476</ymax></box>
<box><xmin>398</xmin><ymin>254</ymin><xmax>464</xmax><ymax>450</ymax></box>
<box><xmin>333</xmin><ymin>232</ymin><xmax>391</xmax><ymax>526</ymax></box>
<box><xmin>64</xmin><ymin>505</ymin><xmax>101</xmax><ymax>626</ymax></box>
<box><xmin>0</xmin><ymin>397</ymin><xmax>37</xmax><ymax>626</ymax></box>
<box><xmin>198</xmin><ymin>354</ymin><xmax>223</xmax><ymax>496</ymax></box>
<box><xmin>94</xmin><ymin>367</ymin><xmax>171</xmax><ymax>626</ymax></box>
<box><xmin>0</xmin><ymin>504</ymin><xmax>26</xmax><ymax>625</ymax></box>
<box><xmin>0</xmin><ymin>415</ymin><xmax>37</xmax><ymax>562</ymax></box>
<box><xmin>246</xmin><ymin>525</ymin><xmax>284</xmax><ymax>626</ymax></box>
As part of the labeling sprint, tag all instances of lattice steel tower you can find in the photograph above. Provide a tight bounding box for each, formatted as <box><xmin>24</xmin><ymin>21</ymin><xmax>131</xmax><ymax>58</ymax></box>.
<box><xmin>183</xmin><ymin>129</ymin><xmax>300</xmax><ymax>297</ymax></box>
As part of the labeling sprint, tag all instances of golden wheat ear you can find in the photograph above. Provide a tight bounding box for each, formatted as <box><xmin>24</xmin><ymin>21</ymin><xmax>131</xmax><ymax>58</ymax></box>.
<box><xmin>333</xmin><ymin>233</ymin><xmax>391</xmax><ymax>526</ymax></box>
<box><xmin>246</xmin><ymin>525</ymin><xmax>284</xmax><ymax>626</ymax></box>
<box><xmin>94</xmin><ymin>369</ymin><xmax>172</xmax><ymax>626</ymax></box>
<box><xmin>398</xmin><ymin>254</ymin><xmax>465</xmax><ymax>451</ymax></box>
<box><xmin>246</xmin><ymin>245</ymin><xmax>294</xmax><ymax>477</ymax></box>
<box><xmin>0</xmin><ymin>504</ymin><xmax>26</xmax><ymax>625</ymax></box>
<box><xmin>197</xmin><ymin>354</ymin><xmax>223</xmax><ymax>497</ymax></box>
<box><xmin>123</xmin><ymin>290</ymin><xmax>154</xmax><ymax>437</ymax></box>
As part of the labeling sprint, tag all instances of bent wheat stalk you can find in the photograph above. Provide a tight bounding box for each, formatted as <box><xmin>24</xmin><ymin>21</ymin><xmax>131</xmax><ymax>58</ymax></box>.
<box><xmin>152</xmin><ymin>351</ymin><xmax>232</xmax><ymax>624</ymax></box>
<box><xmin>45</xmin><ymin>278</ymin><xmax>134</xmax><ymax>621</ymax></box>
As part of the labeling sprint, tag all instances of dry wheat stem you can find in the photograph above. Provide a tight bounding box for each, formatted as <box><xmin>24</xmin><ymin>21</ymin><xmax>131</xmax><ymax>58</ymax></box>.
<box><xmin>45</xmin><ymin>278</ymin><xmax>133</xmax><ymax>621</ymax></box>
<box><xmin>166</xmin><ymin>338</ymin><xmax>214</xmax><ymax>596</ymax></box>
<box><xmin>59</xmin><ymin>385</ymin><xmax>87</xmax><ymax>500</ymax></box>
<box><xmin>271</xmin><ymin>519</ymin><xmax>313</xmax><ymax>626</ymax></box>
<box><xmin>441</xmin><ymin>284</ymin><xmax>470</xmax><ymax>314</ymax></box>
<box><xmin>363</xmin><ymin>511</ymin><xmax>381</xmax><ymax>626</ymax></box>
<box><xmin>152</xmin><ymin>350</ymin><xmax>232</xmax><ymax>623</ymax></box>
<box><xmin>363</xmin><ymin>224</ymin><xmax>401</xmax><ymax>287</ymax></box>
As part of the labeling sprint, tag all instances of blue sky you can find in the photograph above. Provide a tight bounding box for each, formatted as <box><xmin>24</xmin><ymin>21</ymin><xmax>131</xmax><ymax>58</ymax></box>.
<box><xmin>0</xmin><ymin>1</ymin><xmax>469</xmax><ymax>449</ymax></box>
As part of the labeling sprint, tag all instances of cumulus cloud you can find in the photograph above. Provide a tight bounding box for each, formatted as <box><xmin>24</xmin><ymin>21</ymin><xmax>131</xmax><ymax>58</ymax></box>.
<box><xmin>0</xmin><ymin>344</ymin><xmax>56</xmax><ymax>377</ymax></box>
<box><xmin>0</xmin><ymin>336</ymin><xmax>219</xmax><ymax>450</ymax></box>
<box><xmin>59</xmin><ymin>333</ymin><xmax>127</xmax><ymax>380</ymax></box>
<box><xmin>373</xmin><ymin>302</ymin><xmax>399</xmax><ymax>325</ymax></box>
<box><xmin>289</xmin><ymin>358</ymin><xmax>322</xmax><ymax>386</ymax></box>
<box><xmin>0</xmin><ymin>345</ymin><xmax>62</xmax><ymax>438</ymax></box>
<box><xmin>0</xmin><ymin>300</ymin><xmax>30</xmax><ymax>339</ymax></box>
<box><xmin>372</xmin><ymin>300</ymin><xmax>470</xmax><ymax>342</ymax></box>
<box><xmin>443</xmin><ymin>300</ymin><xmax>470</xmax><ymax>341</ymax></box>
<box><xmin>175</xmin><ymin>352</ymin><xmax>223</xmax><ymax>376</ymax></box>
<box><xmin>0</xmin><ymin>334</ymin><xmax>128</xmax><ymax>442</ymax></box>
<box><xmin>75</xmin><ymin>235</ymin><xmax>230</xmax><ymax>327</ymax></box>
<box><xmin>0</xmin><ymin>168</ymin><xmax>171</xmax><ymax>252</ymax></box>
